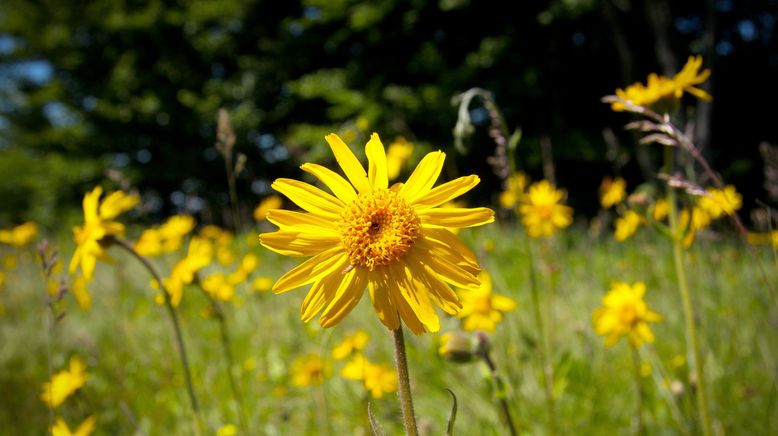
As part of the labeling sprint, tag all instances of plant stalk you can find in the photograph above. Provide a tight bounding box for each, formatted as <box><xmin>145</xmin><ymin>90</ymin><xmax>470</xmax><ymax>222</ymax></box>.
<box><xmin>392</xmin><ymin>326</ymin><xmax>418</xmax><ymax>436</ymax></box>
<box><xmin>481</xmin><ymin>350</ymin><xmax>519</xmax><ymax>436</ymax></box>
<box><xmin>631</xmin><ymin>345</ymin><xmax>646</xmax><ymax>436</ymax></box>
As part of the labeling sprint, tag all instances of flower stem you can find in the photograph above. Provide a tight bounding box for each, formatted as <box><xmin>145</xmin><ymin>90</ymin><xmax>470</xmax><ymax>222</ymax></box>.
<box><xmin>480</xmin><ymin>350</ymin><xmax>519</xmax><ymax>436</ymax></box>
<box><xmin>663</xmin><ymin>148</ymin><xmax>712</xmax><ymax>436</ymax></box>
<box><xmin>113</xmin><ymin>238</ymin><xmax>202</xmax><ymax>435</ymax></box>
<box><xmin>525</xmin><ymin>237</ymin><xmax>556</xmax><ymax>435</ymax></box>
<box><xmin>631</xmin><ymin>345</ymin><xmax>646</xmax><ymax>436</ymax></box>
<box><xmin>392</xmin><ymin>326</ymin><xmax>418</xmax><ymax>436</ymax></box>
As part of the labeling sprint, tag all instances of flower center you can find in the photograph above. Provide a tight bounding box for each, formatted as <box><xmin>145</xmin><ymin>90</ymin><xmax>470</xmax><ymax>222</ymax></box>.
<box><xmin>339</xmin><ymin>189</ymin><xmax>421</xmax><ymax>270</ymax></box>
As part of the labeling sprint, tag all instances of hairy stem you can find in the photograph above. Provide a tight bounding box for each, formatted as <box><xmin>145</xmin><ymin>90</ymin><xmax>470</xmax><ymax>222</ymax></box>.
<box><xmin>481</xmin><ymin>351</ymin><xmax>519</xmax><ymax>436</ymax></box>
<box><xmin>392</xmin><ymin>326</ymin><xmax>418</xmax><ymax>436</ymax></box>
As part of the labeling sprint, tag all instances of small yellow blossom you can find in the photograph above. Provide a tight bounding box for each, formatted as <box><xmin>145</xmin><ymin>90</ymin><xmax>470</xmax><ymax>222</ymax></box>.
<box><xmin>593</xmin><ymin>281</ymin><xmax>662</xmax><ymax>347</ymax></box>
<box><xmin>697</xmin><ymin>185</ymin><xmax>742</xmax><ymax>219</ymax></box>
<box><xmin>41</xmin><ymin>356</ymin><xmax>88</xmax><ymax>408</ymax></box>
<box><xmin>251</xmin><ymin>276</ymin><xmax>273</xmax><ymax>292</ymax></box>
<box><xmin>0</xmin><ymin>222</ymin><xmax>38</xmax><ymax>247</ymax></box>
<box><xmin>340</xmin><ymin>354</ymin><xmax>397</xmax><ymax>398</ymax></box>
<box><xmin>69</xmin><ymin>187</ymin><xmax>139</xmax><ymax>282</ymax></box>
<box><xmin>51</xmin><ymin>416</ymin><xmax>96</xmax><ymax>436</ymax></box>
<box><xmin>202</xmin><ymin>273</ymin><xmax>235</xmax><ymax>302</ymax></box>
<box><xmin>386</xmin><ymin>137</ymin><xmax>414</xmax><ymax>181</ymax></box>
<box><xmin>71</xmin><ymin>275</ymin><xmax>92</xmax><ymax>311</ymax></box>
<box><xmin>652</xmin><ymin>199</ymin><xmax>669</xmax><ymax>221</ymax></box>
<box><xmin>499</xmin><ymin>172</ymin><xmax>529</xmax><ymax>209</ymax></box>
<box><xmin>599</xmin><ymin>177</ymin><xmax>626</xmax><ymax>209</ymax></box>
<box><xmin>614</xmin><ymin>210</ymin><xmax>644</xmax><ymax>242</ymax></box>
<box><xmin>332</xmin><ymin>330</ymin><xmax>369</xmax><ymax>360</ymax></box>
<box><xmin>747</xmin><ymin>230</ymin><xmax>778</xmax><ymax>248</ymax></box>
<box><xmin>253</xmin><ymin>195</ymin><xmax>283</xmax><ymax>221</ymax></box>
<box><xmin>679</xmin><ymin>207</ymin><xmax>712</xmax><ymax>247</ymax></box>
<box><xmin>162</xmin><ymin>237</ymin><xmax>213</xmax><ymax>307</ymax></box>
<box><xmin>135</xmin><ymin>215</ymin><xmax>195</xmax><ymax>257</ymax></box>
<box><xmin>290</xmin><ymin>353</ymin><xmax>329</xmax><ymax>387</ymax></box>
<box><xmin>216</xmin><ymin>424</ymin><xmax>238</xmax><ymax>436</ymax></box>
<box><xmin>216</xmin><ymin>246</ymin><xmax>236</xmax><ymax>266</ymax></box>
<box><xmin>455</xmin><ymin>271</ymin><xmax>516</xmax><ymax>332</ymax></box>
<box><xmin>518</xmin><ymin>180</ymin><xmax>573</xmax><ymax>238</ymax></box>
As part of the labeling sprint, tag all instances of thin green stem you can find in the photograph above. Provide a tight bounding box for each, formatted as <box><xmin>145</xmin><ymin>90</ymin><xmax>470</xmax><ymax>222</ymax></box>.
<box><xmin>663</xmin><ymin>147</ymin><xmax>712</xmax><ymax>436</ymax></box>
<box><xmin>113</xmin><ymin>238</ymin><xmax>202</xmax><ymax>435</ymax></box>
<box><xmin>392</xmin><ymin>326</ymin><xmax>418</xmax><ymax>436</ymax></box>
<box><xmin>525</xmin><ymin>237</ymin><xmax>556</xmax><ymax>435</ymax></box>
<box><xmin>481</xmin><ymin>351</ymin><xmax>519</xmax><ymax>436</ymax></box>
<box><xmin>631</xmin><ymin>345</ymin><xmax>646</xmax><ymax>436</ymax></box>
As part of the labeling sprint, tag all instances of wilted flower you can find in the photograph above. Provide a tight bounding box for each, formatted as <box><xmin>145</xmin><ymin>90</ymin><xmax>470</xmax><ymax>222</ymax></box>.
<box><xmin>455</xmin><ymin>271</ymin><xmax>517</xmax><ymax>333</ymax></box>
<box><xmin>593</xmin><ymin>281</ymin><xmax>661</xmax><ymax>347</ymax></box>
<box><xmin>518</xmin><ymin>180</ymin><xmax>573</xmax><ymax>238</ymax></box>
<box><xmin>260</xmin><ymin>133</ymin><xmax>492</xmax><ymax>334</ymax></box>
<box><xmin>599</xmin><ymin>177</ymin><xmax>626</xmax><ymax>209</ymax></box>
<box><xmin>41</xmin><ymin>356</ymin><xmax>88</xmax><ymax>408</ymax></box>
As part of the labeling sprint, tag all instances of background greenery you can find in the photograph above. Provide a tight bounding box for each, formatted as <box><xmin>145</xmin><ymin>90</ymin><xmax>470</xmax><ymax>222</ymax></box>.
<box><xmin>1</xmin><ymin>0</ymin><xmax>776</xmax><ymax>229</ymax></box>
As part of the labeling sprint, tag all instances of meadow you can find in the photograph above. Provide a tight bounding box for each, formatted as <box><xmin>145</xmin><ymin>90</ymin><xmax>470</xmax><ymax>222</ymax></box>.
<box><xmin>1</xmin><ymin>219</ymin><xmax>775</xmax><ymax>435</ymax></box>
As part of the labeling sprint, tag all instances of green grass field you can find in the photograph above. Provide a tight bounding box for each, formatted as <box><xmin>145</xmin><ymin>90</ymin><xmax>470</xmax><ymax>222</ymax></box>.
<box><xmin>1</xmin><ymin>223</ymin><xmax>776</xmax><ymax>435</ymax></box>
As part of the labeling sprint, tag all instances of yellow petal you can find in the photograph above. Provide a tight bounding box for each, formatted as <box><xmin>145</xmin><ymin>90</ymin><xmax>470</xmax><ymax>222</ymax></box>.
<box><xmin>407</xmin><ymin>260</ymin><xmax>462</xmax><ymax>315</ymax></box>
<box><xmin>422</xmin><ymin>252</ymin><xmax>480</xmax><ymax>289</ymax></box>
<box><xmin>272</xmin><ymin>248</ymin><xmax>349</xmax><ymax>294</ymax></box>
<box><xmin>272</xmin><ymin>178</ymin><xmax>344</xmax><ymax>218</ymax></box>
<box><xmin>390</xmin><ymin>263</ymin><xmax>440</xmax><ymax>332</ymax></box>
<box><xmin>265</xmin><ymin>209</ymin><xmax>338</xmax><ymax>233</ymax></box>
<box><xmin>301</xmin><ymin>270</ymin><xmax>343</xmax><ymax>322</ymax></box>
<box><xmin>319</xmin><ymin>268</ymin><xmax>368</xmax><ymax>327</ymax></box>
<box><xmin>259</xmin><ymin>231</ymin><xmax>340</xmax><ymax>257</ymax></box>
<box><xmin>399</xmin><ymin>151</ymin><xmax>445</xmax><ymax>202</ymax></box>
<box><xmin>412</xmin><ymin>175</ymin><xmax>480</xmax><ymax>209</ymax></box>
<box><xmin>365</xmin><ymin>133</ymin><xmax>388</xmax><ymax>190</ymax></box>
<box><xmin>301</xmin><ymin>163</ymin><xmax>358</xmax><ymax>203</ymax></box>
<box><xmin>368</xmin><ymin>273</ymin><xmax>400</xmax><ymax>330</ymax></box>
<box><xmin>419</xmin><ymin>207</ymin><xmax>495</xmax><ymax>228</ymax></box>
<box><xmin>325</xmin><ymin>133</ymin><xmax>371</xmax><ymax>193</ymax></box>
<box><xmin>389</xmin><ymin>285</ymin><xmax>427</xmax><ymax>335</ymax></box>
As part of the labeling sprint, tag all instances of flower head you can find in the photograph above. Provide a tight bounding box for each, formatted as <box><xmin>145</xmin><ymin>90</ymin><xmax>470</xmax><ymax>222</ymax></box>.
<box><xmin>51</xmin><ymin>416</ymin><xmax>96</xmax><ymax>436</ymax></box>
<box><xmin>386</xmin><ymin>136</ymin><xmax>414</xmax><ymax>181</ymax></box>
<box><xmin>599</xmin><ymin>177</ymin><xmax>626</xmax><ymax>209</ymax></box>
<box><xmin>593</xmin><ymin>281</ymin><xmax>661</xmax><ymax>348</ymax></box>
<box><xmin>69</xmin><ymin>187</ymin><xmax>139</xmax><ymax>281</ymax></box>
<box><xmin>332</xmin><ymin>330</ymin><xmax>369</xmax><ymax>360</ymax></box>
<box><xmin>697</xmin><ymin>185</ymin><xmax>742</xmax><ymax>219</ymax></box>
<box><xmin>455</xmin><ymin>271</ymin><xmax>516</xmax><ymax>332</ymax></box>
<box><xmin>0</xmin><ymin>222</ymin><xmax>38</xmax><ymax>247</ymax></box>
<box><xmin>161</xmin><ymin>236</ymin><xmax>213</xmax><ymax>307</ymax></box>
<box><xmin>41</xmin><ymin>356</ymin><xmax>88</xmax><ymax>408</ymax></box>
<box><xmin>290</xmin><ymin>353</ymin><xmax>330</xmax><ymax>387</ymax></box>
<box><xmin>499</xmin><ymin>172</ymin><xmax>528</xmax><ymax>209</ymax></box>
<box><xmin>135</xmin><ymin>215</ymin><xmax>195</xmax><ymax>257</ymax></box>
<box><xmin>260</xmin><ymin>133</ymin><xmax>493</xmax><ymax>334</ymax></box>
<box><xmin>518</xmin><ymin>180</ymin><xmax>573</xmax><ymax>238</ymax></box>
<box><xmin>253</xmin><ymin>195</ymin><xmax>283</xmax><ymax>221</ymax></box>
<box><xmin>614</xmin><ymin>210</ymin><xmax>644</xmax><ymax>242</ymax></box>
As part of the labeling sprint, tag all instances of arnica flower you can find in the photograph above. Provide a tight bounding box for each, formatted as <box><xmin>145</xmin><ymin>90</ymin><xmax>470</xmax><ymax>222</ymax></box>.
<box><xmin>253</xmin><ymin>195</ymin><xmax>283</xmax><ymax>221</ymax></box>
<box><xmin>135</xmin><ymin>215</ymin><xmax>196</xmax><ymax>257</ymax></box>
<box><xmin>386</xmin><ymin>136</ymin><xmax>414</xmax><ymax>181</ymax></box>
<box><xmin>290</xmin><ymin>353</ymin><xmax>330</xmax><ymax>387</ymax></box>
<box><xmin>614</xmin><ymin>210</ymin><xmax>644</xmax><ymax>242</ymax></box>
<box><xmin>0</xmin><ymin>221</ymin><xmax>38</xmax><ymax>247</ymax></box>
<box><xmin>160</xmin><ymin>236</ymin><xmax>213</xmax><ymax>307</ymax></box>
<box><xmin>41</xmin><ymin>356</ymin><xmax>88</xmax><ymax>408</ymax></box>
<box><xmin>251</xmin><ymin>276</ymin><xmax>273</xmax><ymax>293</ymax></box>
<box><xmin>518</xmin><ymin>180</ymin><xmax>573</xmax><ymax>238</ymax></box>
<box><xmin>260</xmin><ymin>133</ymin><xmax>493</xmax><ymax>334</ymax></box>
<box><xmin>652</xmin><ymin>199</ymin><xmax>669</xmax><ymax>221</ymax></box>
<box><xmin>499</xmin><ymin>172</ymin><xmax>528</xmax><ymax>209</ymax></box>
<box><xmin>455</xmin><ymin>271</ymin><xmax>517</xmax><ymax>333</ymax></box>
<box><xmin>216</xmin><ymin>424</ymin><xmax>238</xmax><ymax>436</ymax></box>
<box><xmin>341</xmin><ymin>354</ymin><xmax>398</xmax><ymax>398</ymax></box>
<box><xmin>332</xmin><ymin>329</ymin><xmax>369</xmax><ymax>360</ymax></box>
<box><xmin>599</xmin><ymin>177</ymin><xmax>626</xmax><ymax>209</ymax></box>
<box><xmin>679</xmin><ymin>207</ymin><xmax>713</xmax><ymax>248</ymax></box>
<box><xmin>612</xmin><ymin>55</ymin><xmax>711</xmax><ymax>113</ymax></box>
<box><xmin>69</xmin><ymin>187</ymin><xmax>139</xmax><ymax>282</ymax></box>
<box><xmin>697</xmin><ymin>185</ymin><xmax>742</xmax><ymax>219</ymax></box>
<box><xmin>51</xmin><ymin>416</ymin><xmax>96</xmax><ymax>436</ymax></box>
<box><xmin>593</xmin><ymin>281</ymin><xmax>661</xmax><ymax>347</ymax></box>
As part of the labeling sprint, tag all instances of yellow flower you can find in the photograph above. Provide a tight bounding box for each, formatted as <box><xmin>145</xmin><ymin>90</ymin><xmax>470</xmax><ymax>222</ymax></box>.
<box><xmin>679</xmin><ymin>207</ymin><xmax>712</xmax><ymax>247</ymax></box>
<box><xmin>259</xmin><ymin>133</ymin><xmax>493</xmax><ymax>334</ymax></box>
<box><xmin>386</xmin><ymin>136</ymin><xmax>414</xmax><ymax>181</ymax></box>
<box><xmin>41</xmin><ymin>356</ymin><xmax>88</xmax><ymax>408</ymax></box>
<box><xmin>340</xmin><ymin>354</ymin><xmax>397</xmax><ymax>398</ymax></box>
<box><xmin>162</xmin><ymin>237</ymin><xmax>213</xmax><ymax>307</ymax></box>
<box><xmin>612</xmin><ymin>55</ymin><xmax>711</xmax><ymax>112</ymax></box>
<box><xmin>499</xmin><ymin>172</ymin><xmax>528</xmax><ymax>209</ymax></box>
<box><xmin>136</xmin><ymin>215</ymin><xmax>196</xmax><ymax>257</ymax></box>
<box><xmin>614</xmin><ymin>210</ymin><xmax>644</xmax><ymax>242</ymax></box>
<box><xmin>0</xmin><ymin>222</ymin><xmax>38</xmax><ymax>247</ymax></box>
<box><xmin>71</xmin><ymin>275</ymin><xmax>92</xmax><ymax>311</ymax></box>
<box><xmin>216</xmin><ymin>424</ymin><xmax>238</xmax><ymax>436</ymax></box>
<box><xmin>652</xmin><ymin>199</ymin><xmax>669</xmax><ymax>221</ymax></box>
<box><xmin>593</xmin><ymin>281</ymin><xmax>661</xmax><ymax>347</ymax></box>
<box><xmin>599</xmin><ymin>177</ymin><xmax>626</xmax><ymax>209</ymax></box>
<box><xmin>747</xmin><ymin>230</ymin><xmax>778</xmax><ymax>248</ymax></box>
<box><xmin>239</xmin><ymin>253</ymin><xmax>259</xmax><ymax>274</ymax></box>
<box><xmin>697</xmin><ymin>185</ymin><xmax>742</xmax><ymax>219</ymax></box>
<box><xmin>290</xmin><ymin>353</ymin><xmax>330</xmax><ymax>387</ymax></box>
<box><xmin>69</xmin><ymin>187</ymin><xmax>139</xmax><ymax>282</ymax></box>
<box><xmin>254</xmin><ymin>195</ymin><xmax>283</xmax><ymax>221</ymax></box>
<box><xmin>201</xmin><ymin>273</ymin><xmax>235</xmax><ymax>302</ymax></box>
<box><xmin>51</xmin><ymin>416</ymin><xmax>96</xmax><ymax>436</ymax></box>
<box><xmin>518</xmin><ymin>180</ymin><xmax>573</xmax><ymax>238</ymax></box>
<box><xmin>251</xmin><ymin>276</ymin><xmax>273</xmax><ymax>292</ymax></box>
<box><xmin>332</xmin><ymin>330</ymin><xmax>369</xmax><ymax>360</ymax></box>
<box><xmin>455</xmin><ymin>271</ymin><xmax>516</xmax><ymax>332</ymax></box>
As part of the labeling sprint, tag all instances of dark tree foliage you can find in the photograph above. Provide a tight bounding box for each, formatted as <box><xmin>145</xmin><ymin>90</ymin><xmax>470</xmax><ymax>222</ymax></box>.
<box><xmin>0</xmin><ymin>0</ymin><xmax>775</xmax><ymax>228</ymax></box>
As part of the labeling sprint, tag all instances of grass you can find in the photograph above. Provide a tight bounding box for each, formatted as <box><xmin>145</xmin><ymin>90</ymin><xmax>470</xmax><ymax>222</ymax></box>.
<box><xmin>0</xmin><ymin>223</ymin><xmax>776</xmax><ymax>435</ymax></box>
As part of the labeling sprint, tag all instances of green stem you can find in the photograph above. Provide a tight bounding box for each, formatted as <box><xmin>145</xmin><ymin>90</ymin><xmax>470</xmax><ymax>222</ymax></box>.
<box><xmin>481</xmin><ymin>351</ymin><xmax>519</xmax><ymax>436</ymax></box>
<box><xmin>525</xmin><ymin>237</ymin><xmax>556</xmax><ymax>435</ymax></box>
<box><xmin>114</xmin><ymin>238</ymin><xmax>202</xmax><ymax>435</ymax></box>
<box><xmin>631</xmin><ymin>345</ymin><xmax>646</xmax><ymax>436</ymax></box>
<box><xmin>663</xmin><ymin>147</ymin><xmax>712</xmax><ymax>436</ymax></box>
<box><xmin>392</xmin><ymin>326</ymin><xmax>418</xmax><ymax>436</ymax></box>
